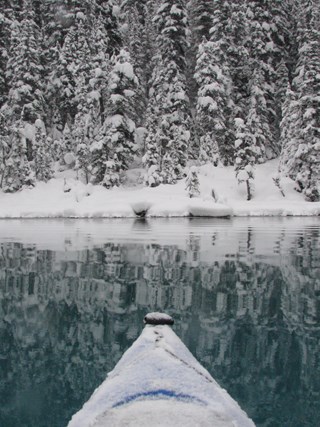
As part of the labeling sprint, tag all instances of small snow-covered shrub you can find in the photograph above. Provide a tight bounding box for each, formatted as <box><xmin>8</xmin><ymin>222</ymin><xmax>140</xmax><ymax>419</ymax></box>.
<box><xmin>145</xmin><ymin>165</ymin><xmax>162</xmax><ymax>187</ymax></box>
<box><xmin>272</xmin><ymin>174</ymin><xmax>285</xmax><ymax>197</ymax></box>
<box><xmin>185</xmin><ymin>166</ymin><xmax>200</xmax><ymax>198</ymax></box>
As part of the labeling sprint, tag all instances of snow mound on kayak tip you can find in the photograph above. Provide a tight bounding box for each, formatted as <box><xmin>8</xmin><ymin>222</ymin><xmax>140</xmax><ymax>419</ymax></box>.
<box><xmin>144</xmin><ymin>312</ymin><xmax>174</xmax><ymax>325</ymax></box>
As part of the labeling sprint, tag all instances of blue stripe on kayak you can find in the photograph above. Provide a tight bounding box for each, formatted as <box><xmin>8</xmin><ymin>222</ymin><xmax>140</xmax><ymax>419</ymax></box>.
<box><xmin>112</xmin><ymin>389</ymin><xmax>205</xmax><ymax>408</ymax></box>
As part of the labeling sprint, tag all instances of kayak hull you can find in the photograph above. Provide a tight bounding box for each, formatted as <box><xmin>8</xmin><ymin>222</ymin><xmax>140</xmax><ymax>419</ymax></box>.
<box><xmin>68</xmin><ymin>324</ymin><xmax>255</xmax><ymax>427</ymax></box>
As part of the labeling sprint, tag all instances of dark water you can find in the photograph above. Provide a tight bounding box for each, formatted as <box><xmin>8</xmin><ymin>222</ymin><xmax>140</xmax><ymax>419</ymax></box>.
<box><xmin>0</xmin><ymin>218</ymin><xmax>320</xmax><ymax>427</ymax></box>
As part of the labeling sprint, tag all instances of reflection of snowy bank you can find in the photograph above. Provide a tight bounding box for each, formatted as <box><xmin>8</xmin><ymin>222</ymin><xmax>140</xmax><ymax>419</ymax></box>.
<box><xmin>0</xmin><ymin>160</ymin><xmax>320</xmax><ymax>218</ymax></box>
<box><xmin>1</xmin><ymin>220</ymin><xmax>319</xmax><ymax>332</ymax></box>
<box><xmin>0</xmin><ymin>216</ymin><xmax>319</xmax><ymax>256</ymax></box>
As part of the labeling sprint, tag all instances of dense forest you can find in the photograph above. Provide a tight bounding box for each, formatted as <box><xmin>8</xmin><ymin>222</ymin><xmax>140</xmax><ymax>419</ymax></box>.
<box><xmin>0</xmin><ymin>0</ymin><xmax>319</xmax><ymax>201</ymax></box>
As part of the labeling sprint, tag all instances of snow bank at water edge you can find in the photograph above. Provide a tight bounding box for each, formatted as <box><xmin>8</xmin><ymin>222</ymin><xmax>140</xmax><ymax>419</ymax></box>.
<box><xmin>0</xmin><ymin>160</ymin><xmax>319</xmax><ymax>218</ymax></box>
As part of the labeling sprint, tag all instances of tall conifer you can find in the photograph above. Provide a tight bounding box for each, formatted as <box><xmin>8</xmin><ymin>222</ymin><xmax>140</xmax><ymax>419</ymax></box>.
<box><xmin>144</xmin><ymin>0</ymin><xmax>190</xmax><ymax>185</ymax></box>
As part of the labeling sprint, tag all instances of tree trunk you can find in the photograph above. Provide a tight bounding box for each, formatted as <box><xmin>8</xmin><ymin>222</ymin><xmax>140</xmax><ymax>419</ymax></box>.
<box><xmin>246</xmin><ymin>180</ymin><xmax>251</xmax><ymax>201</ymax></box>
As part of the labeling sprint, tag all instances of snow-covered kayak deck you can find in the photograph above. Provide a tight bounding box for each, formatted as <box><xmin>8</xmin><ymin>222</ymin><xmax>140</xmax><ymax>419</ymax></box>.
<box><xmin>67</xmin><ymin>313</ymin><xmax>255</xmax><ymax>427</ymax></box>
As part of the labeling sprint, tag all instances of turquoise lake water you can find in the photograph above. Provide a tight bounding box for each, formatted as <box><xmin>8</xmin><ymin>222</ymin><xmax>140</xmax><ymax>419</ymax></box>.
<box><xmin>0</xmin><ymin>218</ymin><xmax>319</xmax><ymax>426</ymax></box>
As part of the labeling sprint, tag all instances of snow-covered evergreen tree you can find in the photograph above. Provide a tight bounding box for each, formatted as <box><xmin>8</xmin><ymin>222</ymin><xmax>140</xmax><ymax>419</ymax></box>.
<box><xmin>73</xmin><ymin>75</ymin><xmax>92</xmax><ymax>184</ymax></box>
<box><xmin>0</xmin><ymin>0</ymin><xmax>47</xmax><ymax>190</ymax></box>
<box><xmin>6</xmin><ymin>0</ymin><xmax>45</xmax><ymax>123</ymax></box>
<box><xmin>195</xmin><ymin>38</ymin><xmax>232</xmax><ymax>165</ymax></box>
<box><xmin>0</xmin><ymin>117</ymin><xmax>35</xmax><ymax>192</ymax></box>
<box><xmin>278</xmin><ymin>84</ymin><xmax>301</xmax><ymax>179</ymax></box>
<box><xmin>189</xmin><ymin>0</ymin><xmax>213</xmax><ymax>43</ymax></box>
<box><xmin>142</xmin><ymin>51</ymin><xmax>166</xmax><ymax>185</ymax></box>
<box><xmin>93</xmin><ymin>0</ymin><xmax>122</xmax><ymax>57</ymax></box>
<box><xmin>245</xmin><ymin>64</ymin><xmax>270</xmax><ymax>164</ymax></box>
<box><xmin>245</xmin><ymin>1</ymin><xmax>280</xmax><ymax>158</ymax></box>
<box><xmin>0</xmin><ymin>109</ymin><xmax>11</xmax><ymax>189</ymax></box>
<box><xmin>187</xmin><ymin>0</ymin><xmax>214</xmax><ymax>110</ymax></box>
<box><xmin>53</xmin><ymin>122</ymin><xmax>75</xmax><ymax>169</ymax></box>
<box><xmin>159</xmin><ymin>62</ymin><xmax>190</xmax><ymax>183</ymax></box>
<box><xmin>275</xmin><ymin>59</ymin><xmax>290</xmax><ymax>120</ymax></box>
<box><xmin>268</xmin><ymin>0</ymin><xmax>295</xmax><ymax>147</ymax></box>
<box><xmin>89</xmin><ymin>13</ymin><xmax>111</xmax><ymax>126</ymax></box>
<box><xmin>185</xmin><ymin>166</ymin><xmax>200</xmax><ymax>198</ymax></box>
<box><xmin>62</xmin><ymin>122</ymin><xmax>74</xmax><ymax>155</ymax></box>
<box><xmin>0</xmin><ymin>12</ymin><xmax>10</xmax><ymax>107</ymax></box>
<box><xmin>290</xmin><ymin>2</ymin><xmax>320</xmax><ymax>201</ymax></box>
<box><xmin>142</xmin><ymin>99</ymin><xmax>162</xmax><ymax>186</ymax></box>
<box><xmin>210</xmin><ymin>1</ymin><xmax>245</xmax><ymax>164</ymax></box>
<box><xmin>91</xmin><ymin>49</ymin><xmax>138</xmax><ymax>187</ymax></box>
<box><xmin>144</xmin><ymin>0</ymin><xmax>190</xmax><ymax>185</ymax></box>
<box><xmin>0</xmin><ymin>1</ymin><xmax>23</xmax><ymax>20</ymax></box>
<box><xmin>234</xmin><ymin>117</ymin><xmax>259</xmax><ymax>201</ymax></box>
<box><xmin>33</xmin><ymin>119</ymin><xmax>53</xmax><ymax>182</ymax></box>
<box><xmin>268</xmin><ymin>0</ymin><xmax>294</xmax><ymax>72</ymax></box>
<box><xmin>122</xmin><ymin>0</ymin><xmax>155</xmax><ymax>126</ymax></box>
<box><xmin>40</xmin><ymin>0</ymin><xmax>65</xmax><ymax>52</ymax></box>
<box><xmin>49</xmin><ymin>11</ymin><xmax>91</xmax><ymax>126</ymax></box>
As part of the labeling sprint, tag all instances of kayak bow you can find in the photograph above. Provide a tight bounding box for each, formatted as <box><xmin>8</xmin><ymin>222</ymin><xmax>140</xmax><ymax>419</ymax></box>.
<box><xmin>68</xmin><ymin>313</ymin><xmax>255</xmax><ymax>427</ymax></box>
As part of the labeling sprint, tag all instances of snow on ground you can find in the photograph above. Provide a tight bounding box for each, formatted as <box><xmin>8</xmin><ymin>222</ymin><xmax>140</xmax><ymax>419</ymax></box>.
<box><xmin>0</xmin><ymin>160</ymin><xmax>320</xmax><ymax>218</ymax></box>
<box><xmin>67</xmin><ymin>323</ymin><xmax>255</xmax><ymax>427</ymax></box>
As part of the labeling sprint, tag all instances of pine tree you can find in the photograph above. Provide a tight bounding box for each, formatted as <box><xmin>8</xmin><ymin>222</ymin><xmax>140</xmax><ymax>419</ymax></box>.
<box><xmin>0</xmin><ymin>12</ymin><xmax>11</xmax><ymax>107</ymax></box>
<box><xmin>275</xmin><ymin>59</ymin><xmax>289</xmax><ymax>121</ymax></box>
<box><xmin>189</xmin><ymin>0</ymin><xmax>213</xmax><ymax>43</ymax></box>
<box><xmin>62</xmin><ymin>122</ymin><xmax>74</xmax><ymax>154</ymax></box>
<box><xmin>290</xmin><ymin>1</ymin><xmax>320</xmax><ymax>201</ymax></box>
<box><xmin>0</xmin><ymin>1</ymin><xmax>24</xmax><ymax>20</ymax></box>
<box><xmin>49</xmin><ymin>11</ymin><xmax>92</xmax><ymax>126</ymax></box>
<box><xmin>40</xmin><ymin>0</ymin><xmax>62</xmax><ymax>39</ymax></box>
<box><xmin>73</xmin><ymin>74</ymin><xmax>92</xmax><ymax>184</ymax></box>
<box><xmin>208</xmin><ymin>0</ymin><xmax>241</xmax><ymax>164</ymax></box>
<box><xmin>93</xmin><ymin>0</ymin><xmax>122</xmax><ymax>57</ymax></box>
<box><xmin>159</xmin><ymin>61</ymin><xmax>190</xmax><ymax>183</ymax></box>
<box><xmin>0</xmin><ymin>116</ymin><xmax>35</xmax><ymax>192</ymax></box>
<box><xmin>278</xmin><ymin>84</ymin><xmax>301</xmax><ymax>179</ymax></box>
<box><xmin>144</xmin><ymin>0</ymin><xmax>191</xmax><ymax>185</ymax></box>
<box><xmin>0</xmin><ymin>109</ymin><xmax>11</xmax><ymax>188</ymax></box>
<box><xmin>33</xmin><ymin>119</ymin><xmax>54</xmax><ymax>182</ymax></box>
<box><xmin>209</xmin><ymin>1</ymin><xmax>249</xmax><ymax>124</ymax></box>
<box><xmin>107</xmin><ymin>48</ymin><xmax>138</xmax><ymax>169</ymax></box>
<box><xmin>195</xmin><ymin>38</ymin><xmax>232</xmax><ymax>166</ymax></box>
<box><xmin>54</xmin><ymin>122</ymin><xmax>75</xmax><ymax>168</ymax></box>
<box><xmin>142</xmin><ymin>96</ymin><xmax>162</xmax><ymax>186</ymax></box>
<box><xmin>185</xmin><ymin>166</ymin><xmax>200</xmax><ymax>198</ymax></box>
<box><xmin>153</xmin><ymin>0</ymin><xmax>189</xmax><ymax>73</ymax></box>
<box><xmin>1</xmin><ymin>0</ymin><xmax>46</xmax><ymax>190</ymax></box>
<box><xmin>89</xmin><ymin>14</ymin><xmax>111</xmax><ymax>125</ymax></box>
<box><xmin>91</xmin><ymin>49</ymin><xmax>138</xmax><ymax>187</ymax></box>
<box><xmin>142</xmin><ymin>53</ymin><xmax>166</xmax><ymax>185</ymax></box>
<box><xmin>245</xmin><ymin>1</ymin><xmax>280</xmax><ymax>159</ymax></box>
<box><xmin>6</xmin><ymin>0</ymin><xmax>45</xmax><ymax>123</ymax></box>
<box><xmin>268</xmin><ymin>0</ymin><xmax>294</xmax><ymax>70</ymax></box>
<box><xmin>245</xmin><ymin>64</ymin><xmax>270</xmax><ymax>163</ymax></box>
<box><xmin>268</xmin><ymin>0</ymin><xmax>295</xmax><ymax>145</ymax></box>
<box><xmin>187</xmin><ymin>0</ymin><xmax>214</xmax><ymax>111</ymax></box>
<box><xmin>234</xmin><ymin>118</ymin><xmax>257</xmax><ymax>201</ymax></box>
<box><xmin>122</xmin><ymin>1</ymin><xmax>155</xmax><ymax>126</ymax></box>
<box><xmin>31</xmin><ymin>0</ymin><xmax>44</xmax><ymax>27</ymax></box>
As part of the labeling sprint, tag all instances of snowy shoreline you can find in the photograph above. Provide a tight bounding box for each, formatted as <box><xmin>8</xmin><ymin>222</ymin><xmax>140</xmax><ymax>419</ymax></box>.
<box><xmin>1</xmin><ymin>161</ymin><xmax>320</xmax><ymax>219</ymax></box>
<box><xmin>0</xmin><ymin>201</ymin><xmax>319</xmax><ymax>219</ymax></box>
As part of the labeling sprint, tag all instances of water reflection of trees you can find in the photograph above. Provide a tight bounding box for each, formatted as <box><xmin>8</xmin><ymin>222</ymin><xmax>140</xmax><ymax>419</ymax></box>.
<box><xmin>0</xmin><ymin>226</ymin><xmax>320</xmax><ymax>426</ymax></box>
